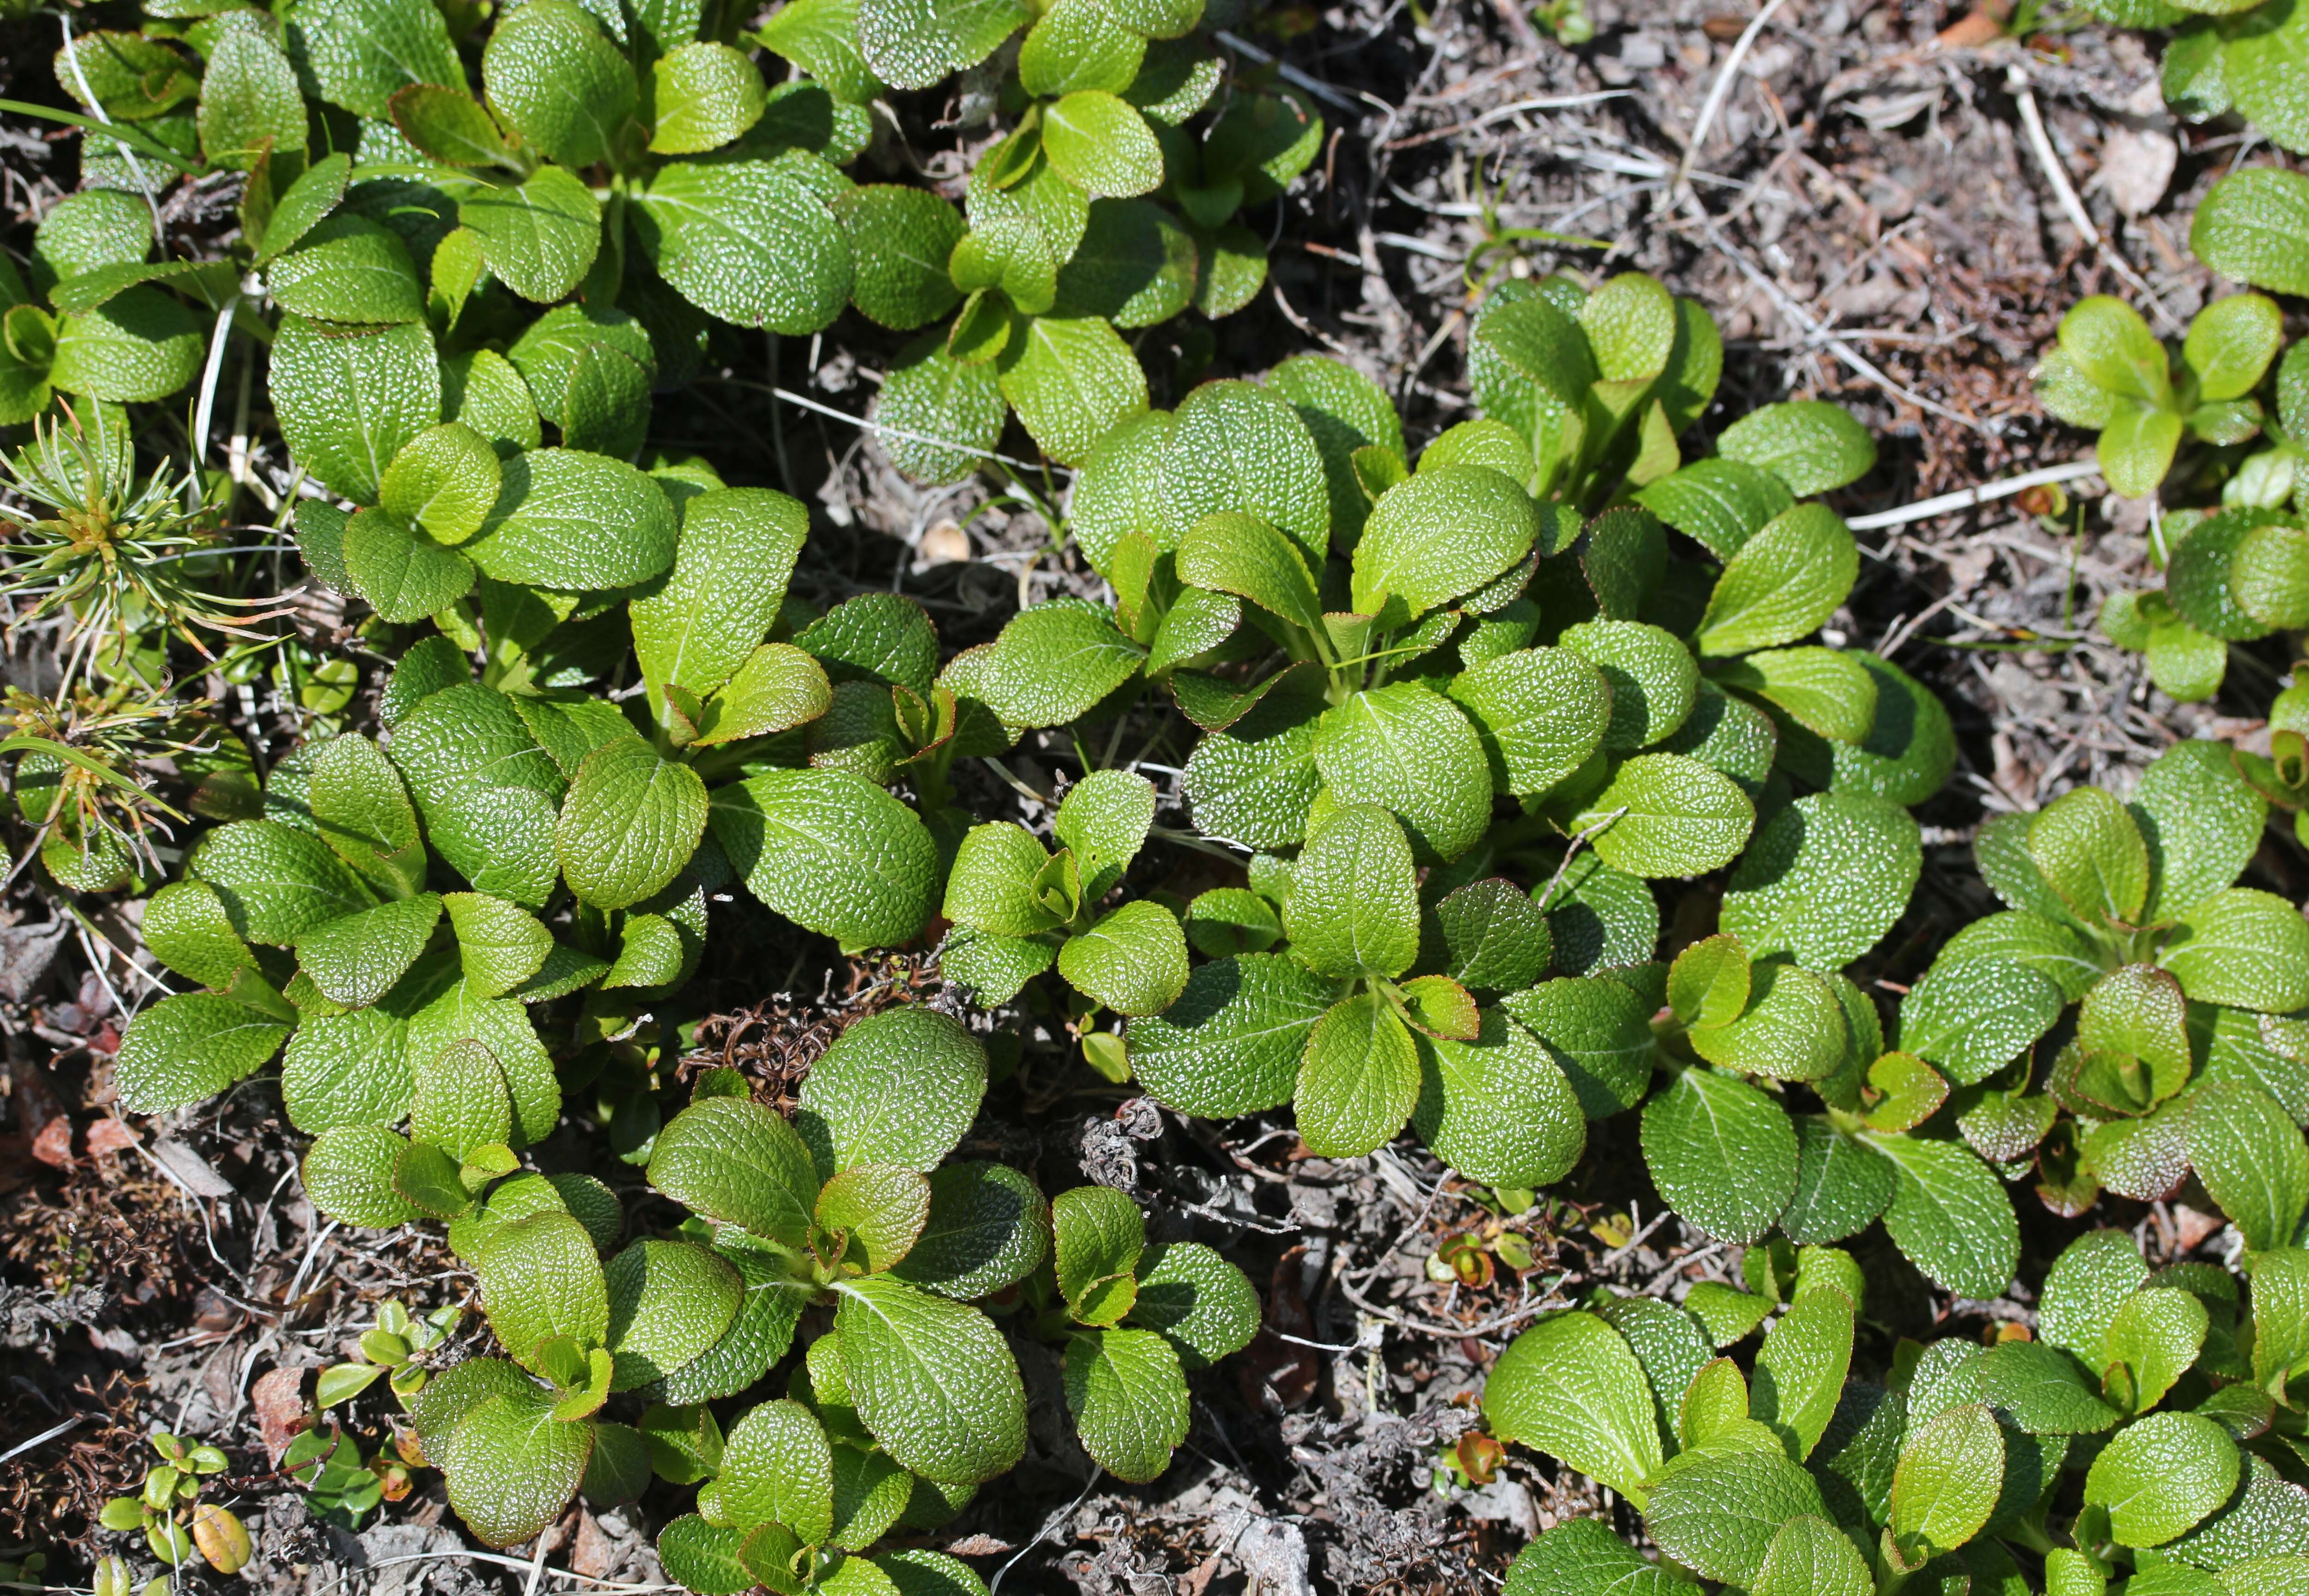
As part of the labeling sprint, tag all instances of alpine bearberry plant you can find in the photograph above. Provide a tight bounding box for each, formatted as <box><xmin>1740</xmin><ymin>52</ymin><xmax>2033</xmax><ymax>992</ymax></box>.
<box><xmin>1485</xmin><ymin>1226</ymin><xmax>2309</xmax><ymax>1596</ymax></box>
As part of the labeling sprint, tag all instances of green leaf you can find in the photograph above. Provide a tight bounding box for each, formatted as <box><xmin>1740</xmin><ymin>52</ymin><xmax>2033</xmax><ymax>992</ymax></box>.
<box><xmin>854</xmin><ymin>0</ymin><xmax>1029</xmax><ymax>89</ymax></box>
<box><xmin>647</xmin><ymin>1095</ymin><xmax>819</xmax><ymax>1247</ymax></box>
<box><xmin>710</xmin><ymin>768</ymin><xmax>936</xmax><ymax>949</ymax></box>
<box><xmin>1020</xmin><ymin>0</ymin><xmax>1144</xmax><ymax>93</ymax></box>
<box><xmin>1772</xmin><ymin>655</ymin><xmax>1938</xmax><ymax>812</ymax></box>
<box><xmin>141</xmin><ymin>880</ymin><xmax>257</xmax><ymax>991</ymax></box>
<box><xmin>1054</xmin><ymin>199</ymin><xmax>1199</xmax><ymax>328</ymax></box>
<box><xmin>113</xmin><ymin>993</ymin><xmax>291</xmax><ymax>1114</ymax></box>
<box><xmin>1635</xmin><ymin>458</ymin><xmax>1795</xmax><ymax>561</ymax></box>
<box><xmin>437</xmin><ymin>1383</ymin><xmax>594</xmax><ymax>1549</ymax></box>
<box><xmin>1053</xmin><ymin>1185</ymin><xmax>1144</xmax><ymax>1310</ymax></box>
<box><xmin>1351</xmin><ymin>466</ymin><xmax>1547</xmax><ymax>618</ymax></box>
<box><xmin>437</xmin><ymin>896</ymin><xmax>549</xmax><ymax>1004</ymax></box>
<box><xmin>477</xmin><ymin>1210</ymin><xmax>610</xmax><ymax>1371</ymax></box>
<box><xmin>2103</xmin><ymin>1286</ymin><xmax>2208</xmax><ymax>1414</ymax></box>
<box><xmin>943</xmin><ymin>823</ymin><xmax>1060</xmax><ymax>939</ymax></box>
<box><xmin>717</xmin><ymin>1398</ymin><xmax>834</xmax><ymax>1544</ymax></box>
<box><xmin>1499</xmin><ymin>973</ymin><xmax>1657</xmax><ymax>1118</ymax></box>
<box><xmin>972</xmin><ymin>601</ymin><xmax>1147</xmax><ymax>727</ymax></box>
<box><xmin>189</xmin><ymin>819</ymin><xmax>380</xmax><ymax>945</ymax></box>
<box><xmin>1312</xmin><ymin>683</ymin><xmax>1493</xmax><ymax>864</ymax></box>
<box><xmin>1688</xmin><ymin>962</ymin><xmax>1849</xmax><ymax>1085</ymax></box>
<box><xmin>2040</xmin><ymin>1230</ymin><xmax>2154</xmax><ymax>1370</ymax></box>
<box><xmin>1058</xmin><ymin>901</ymin><xmax>1189</xmax><ymax>1017</ymax></box>
<box><xmin>833</xmin><ymin>1274</ymin><xmax>1026</xmax><ymax>1485</ymax></box>
<box><xmin>648</xmin><ymin>41</ymin><xmax>766</xmax><ymax>154</ymax></box>
<box><xmin>343</xmin><ymin>508</ymin><xmax>476</xmax><ymax>623</ymax></box>
<box><xmin>755</xmin><ymin>0</ymin><xmax>883</xmax><ymax>102</ymax></box>
<box><xmin>1753</xmin><ymin>1288</ymin><xmax>1856</xmax><ymax>1462</ymax></box>
<box><xmin>300</xmin><ymin>1125</ymin><xmax>427</xmax><ymax>1227</ymax></box>
<box><xmin>995</xmin><ymin>314</ymin><xmax>1148</xmax><ymax>466</ymax></box>
<box><xmin>1645</xmin><ymin>1434</ymin><xmax>1830</xmax><ymax>1584</ymax></box>
<box><xmin>387</xmin><ymin>85</ymin><xmax>518</xmax><ymax>167</ymax></box>
<box><xmin>1166</xmin><ymin>379</ymin><xmax>1331</xmax><ymax>560</ymax></box>
<box><xmin>1413</xmin><ymin>1009</ymin><xmax>1586</xmax><ymax>1190</ymax></box>
<box><xmin>2192</xmin><ymin>169</ymin><xmax>2309</xmax><ymax>296</ymax></box>
<box><xmin>1897</xmin><ymin>960</ymin><xmax>2063</xmax><ymax>1086</ymax></box>
<box><xmin>1642</xmin><ymin>1068</ymin><xmax>1797</xmax><ymax>1245</ymax></box>
<box><xmin>1283</xmin><ymin>804</ymin><xmax>1420</xmax><ymax>979</ymax></box>
<box><xmin>1977</xmin><ymin>1341</ymin><xmax>2120</xmax><ymax>1435</ymax></box>
<box><xmin>1432</xmin><ymin>878</ymin><xmax>1552</xmax><ymax>994</ymax></box>
<box><xmin>2134</xmin><ymin>739</ymin><xmax>2269</xmax><ymax>924</ymax></box>
<box><xmin>1040</xmin><ymin>91</ymin><xmax>1162</xmax><ymax>197</ymax></box>
<box><xmin>1484</xmin><ymin>1312</ymin><xmax>1665</xmax><ymax>1506</ymax></box>
<box><xmin>1696</xmin><ymin>505</ymin><xmax>1859</xmax><ymax>657</ymax></box>
<box><xmin>873</xmin><ymin>334</ymin><xmax>1004</xmax><ymax>485</ymax></box>
<box><xmin>1715</xmin><ymin>647</ymin><xmax>1880</xmax><ymax>746</ymax></box>
<box><xmin>1055</xmin><ymin>768</ymin><xmax>1157</xmax><ymax>892</ymax></box>
<box><xmin>634</xmin><ymin>159</ymin><xmax>852</xmax><ymax>333</ymax></box>
<box><xmin>2076</xmin><ymin>964</ymin><xmax>2193</xmax><ymax>1109</ymax></box>
<box><xmin>1752</xmin><ymin>1516</ymin><xmax>1871</xmax><ymax>1596</ymax></box>
<box><xmin>1503</xmin><ymin>1519</ymin><xmax>1698</xmax><ymax>1596</ymax></box>
<box><xmin>305</xmin><ymin>732</ymin><xmax>429</xmax><ymax>899</ymax></box>
<box><xmin>1064</xmin><ymin>1328</ymin><xmax>1188</xmax><ymax>1483</ymax></box>
<box><xmin>1128</xmin><ymin>1242</ymin><xmax>1259</xmax><ymax>1369</ymax></box>
<box><xmin>604</xmin><ymin>1238</ymin><xmax>742</xmax><ymax>1391</ymax></box>
<box><xmin>267</xmin><ymin>214</ymin><xmax>426</xmax><ymax>326</ymax></box>
<box><xmin>2186</xmin><ymin>1080</ymin><xmax>2309</xmax><ymax>1254</ymax></box>
<box><xmin>1573</xmin><ymin>752</ymin><xmax>1755</xmax><ymax>879</ymax></box>
<box><xmin>1294</xmin><ymin>990</ymin><xmax>1421</xmax><ymax>1159</ymax></box>
<box><xmin>296</xmin><ymin>892</ymin><xmax>442</xmax><ymax>1009</ymax></box>
<box><xmin>411</xmin><ymin>1036</ymin><xmax>514</xmax><ymax>1161</ymax></box>
<box><xmin>464</xmin><ymin>449</ymin><xmax>678</xmax><ymax>591</ymax></box>
<box><xmin>1125</xmin><ymin>952</ymin><xmax>1336</xmax><ymax>1117</ymax></box>
<box><xmin>655</xmin><ymin>1516</ymin><xmax>751</xmax><ymax>1594</ymax></box>
<box><xmin>381</xmin><ymin>423</ymin><xmax>502</xmax><ymax>547</ymax></box>
<box><xmin>1722</xmin><ymin>793</ymin><xmax>1921</xmax><ymax>968</ymax></box>
<box><xmin>818</xmin><ymin>1165</ymin><xmax>935</xmax><ymax>1276</ymax></box>
<box><xmin>2059</xmin><ymin>295</ymin><xmax>2171</xmax><ymax>403</ymax></box>
<box><xmin>555</xmin><ymin>737</ymin><xmax>708</xmax><ymax>912</ymax></box>
<box><xmin>390</xmin><ymin>683</ymin><xmax>565</xmax><ymax>911</ymax></box>
<box><xmin>285</xmin><ymin>0</ymin><xmax>463</xmax><ymax>120</ymax></box>
<box><xmin>2186</xmin><ymin>292</ymin><xmax>2283</xmax><ymax>401</ymax></box>
<box><xmin>1178</xmin><ymin>511</ymin><xmax>1323</xmax><ymax>634</ymax></box>
<box><xmin>33</xmin><ymin>189</ymin><xmax>151</xmax><ymax>283</ymax></box>
<box><xmin>455</xmin><ymin>166</ymin><xmax>604</xmax><ymax>305</ymax></box>
<box><xmin>1450</xmin><ymin>646</ymin><xmax>1611</xmax><ymax>802</ymax></box>
<box><xmin>2102</xmin><ymin>403</ymin><xmax>2186</xmax><ymax>498</ymax></box>
<box><xmin>891</xmin><ymin>1162</ymin><xmax>1051</xmax><ymax>1300</ymax></box>
<box><xmin>2086</xmin><ymin>1412</ymin><xmax>2241</xmax><ymax>1548</ymax></box>
<box><xmin>830</xmin><ymin>185</ymin><xmax>964</xmax><ymax>332</ymax></box>
<box><xmin>198</xmin><ymin>26</ymin><xmax>305</xmax><ymax>170</ymax></box>
<box><xmin>480</xmin><ymin>0</ymin><xmax>633</xmax><ymax>168</ymax></box>
<box><xmin>1181</xmin><ymin>694</ymin><xmax>1322</xmax><ymax>849</ymax></box>
<box><xmin>269</xmin><ymin>314</ymin><xmax>439</xmax><ymax>505</ymax></box>
<box><xmin>2030</xmin><ymin>785</ymin><xmax>2151</xmax><ymax>929</ymax></box>
<box><xmin>1558</xmin><ymin>620</ymin><xmax>1699</xmax><ymax>751</ymax></box>
<box><xmin>1860</xmin><ymin>1133</ymin><xmax>2020</xmax><ymax>1300</ymax></box>
<box><xmin>2161</xmin><ymin>890</ymin><xmax>2309</xmax><ymax>1012</ymax></box>
<box><xmin>1891</xmin><ymin>1403</ymin><xmax>2003</xmax><ymax>1559</ymax></box>
<box><xmin>797</xmin><ymin>1006</ymin><xmax>988</xmax><ymax>1176</ymax></box>
<box><xmin>47</xmin><ymin>287</ymin><xmax>201</xmax><ymax>404</ymax></box>
<box><xmin>1717</xmin><ymin>401</ymin><xmax>1877</xmax><ymax>496</ymax></box>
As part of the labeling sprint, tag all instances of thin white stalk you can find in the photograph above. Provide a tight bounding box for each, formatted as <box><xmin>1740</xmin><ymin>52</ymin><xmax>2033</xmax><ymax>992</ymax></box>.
<box><xmin>1845</xmin><ymin>458</ymin><xmax>2105</xmax><ymax>531</ymax></box>
<box><xmin>1674</xmin><ymin>0</ymin><xmax>1793</xmax><ymax>196</ymax></box>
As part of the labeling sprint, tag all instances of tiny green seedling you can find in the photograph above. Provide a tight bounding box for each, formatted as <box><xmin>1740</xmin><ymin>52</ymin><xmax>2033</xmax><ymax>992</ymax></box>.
<box><xmin>1024</xmin><ymin>1185</ymin><xmax>1259</xmax><ymax>1481</ymax></box>
<box><xmin>2036</xmin><ymin>293</ymin><xmax>2283</xmax><ymax>499</ymax></box>
<box><xmin>96</xmin><ymin>1432</ymin><xmax>248</xmax><ymax>1573</ymax></box>
<box><xmin>942</xmin><ymin>768</ymin><xmax>1187</xmax><ymax>1016</ymax></box>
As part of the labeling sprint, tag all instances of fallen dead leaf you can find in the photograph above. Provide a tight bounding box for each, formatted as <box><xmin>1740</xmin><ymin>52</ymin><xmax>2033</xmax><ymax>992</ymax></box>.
<box><xmin>249</xmin><ymin>1366</ymin><xmax>312</xmax><ymax>1465</ymax></box>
